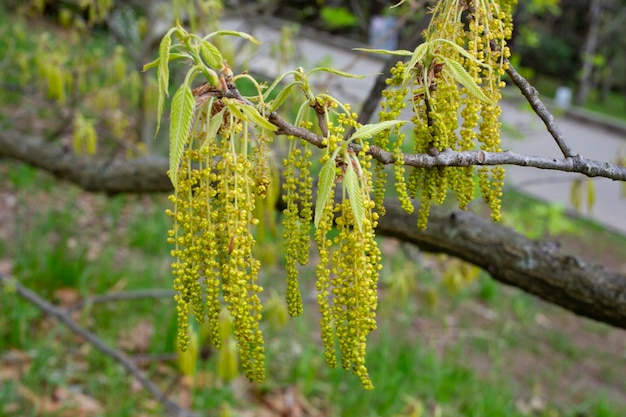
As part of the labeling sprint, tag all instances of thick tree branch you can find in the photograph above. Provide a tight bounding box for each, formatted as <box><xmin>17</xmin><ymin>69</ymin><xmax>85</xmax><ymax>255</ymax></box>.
<box><xmin>0</xmin><ymin>130</ymin><xmax>172</xmax><ymax>193</ymax></box>
<box><xmin>377</xmin><ymin>201</ymin><xmax>626</xmax><ymax>329</ymax></box>
<box><xmin>0</xmin><ymin>274</ymin><xmax>198</xmax><ymax>417</ymax></box>
<box><xmin>2</xmin><ymin>132</ymin><xmax>626</xmax><ymax>329</ymax></box>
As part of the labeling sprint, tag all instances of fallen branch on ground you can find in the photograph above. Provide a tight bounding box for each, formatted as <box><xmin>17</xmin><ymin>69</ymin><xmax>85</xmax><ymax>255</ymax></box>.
<box><xmin>0</xmin><ymin>274</ymin><xmax>198</xmax><ymax>417</ymax></box>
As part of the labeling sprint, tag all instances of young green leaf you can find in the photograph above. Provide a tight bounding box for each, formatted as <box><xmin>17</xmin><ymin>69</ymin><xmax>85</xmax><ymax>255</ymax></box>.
<box><xmin>350</xmin><ymin>120</ymin><xmax>405</xmax><ymax>142</ymax></box>
<box><xmin>143</xmin><ymin>53</ymin><xmax>189</xmax><ymax>71</ymax></box>
<box><xmin>344</xmin><ymin>160</ymin><xmax>365</xmax><ymax>233</ymax></box>
<box><xmin>269</xmin><ymin>82</ymin><xmax>296</xmax><ymax>112</ymax></box>
<box><xmin>206</xmin><ymin>30</ymin><xmax>260</xmax><ymax>44</ymax></box>
<box><xmin>314</xmin><ymin>159</ymin><xmax>337</xmax><ymax>228</ymax></box>
<box><xmin>199</xmin><ymin>41</ymin><xmax>223</xmax><ymax>69</ymax></box>
<box><xmin>169</xmin><ymin>84</ymin><xmax>195</xmax><ymax>188</ymax></box>
<box><xmin>156</xmin><ymin>34</ymin><xmax>172</xmax><ymax>135</ymax></box>
<box><xmin>239</xmin><ymin>105</ymin><xmax>278</xmax><ymax>131</ymax></box>
<box><xmin>308</xmin><ymin>67</ymin><xmax>371</xmax><ymax>78</ymax></box>
<box><xmin>443</xmin><ymin>58</ymin><xmax>494</xmax><ymax>104</ymax></box>
<box><xmin>436</xmin><ymin>38</ymin><xmax>491</xmax><ymax>68</ymax></box>
<box><xmin>201</xmin><ymin>107</ymin><xmax>226</xmax><ymax>151</ymax></box>
<box><xmin>352</xmin><ymin>47</ymin><xmax>412</xmax><ymax>56</ymax></box>
<box><xmin>404</xmin><ymin>42</ymin><xmax>429</xmax><ymax>83</ymax></box>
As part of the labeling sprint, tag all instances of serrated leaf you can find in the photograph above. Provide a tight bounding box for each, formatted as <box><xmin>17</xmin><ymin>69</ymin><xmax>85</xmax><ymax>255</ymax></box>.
<box><xmin>207</xmin><ymin>30</ymin><xmax>260</xmax><ymax>44</ymax></box>
<box><xmin>314</xmin><ymin>159</ymin><xmax>337</xmax><ymax>228</ymax></box>
<box><xmin>404</xmin><ymin>42</ymin><xmax>429</xmax><ymax>83</ymax></box>
<box><xmin>344</xmin><ymin>160</ymin><xmax>365</xmax><ymax>233</ymax></box>
<box><xmin>239</xmin><ymin>105</ymin><xmax>278</xmax><ymax>131</ymax></box>
<box><xmin>443</xmin><ymin>58</ymin><xmax>494</xmax><ymax>104</ymax></box>
<box><xmin>156</xmin><ymin>34</ymin><xmax>172</xmax><ymax>135</ymax></box>
<box><xmin>352</xmin><ymin>47</ymin><xmax>412</xmax><ymax>56</ymax></box>
<box><xmin>350</xmin><ymin>120</ymin><xmax>405</xmax><ymax>142</ymax></box>
<box><xmin>169</xmin><ymin>84</ymin><xmax>195</xmax><ymax>188</ymax></box>
<box><xmin>199</xmin><ymin>41</ymin><xmax>223</xmax><ymax>68</ymax></box>
<box><xmin>269</xmin><ymin>83</ymin><xmax>296</xmax><ymax>112</ymax></box>
<box><xmin>436</xmin><ymin>38</ymin><xmax>490</xmax><ymax>68</ymax></box>
<box><xmin>308</xmin><ymin>67</ymin><xmax>370</xmax><ymax>78</ymax></box>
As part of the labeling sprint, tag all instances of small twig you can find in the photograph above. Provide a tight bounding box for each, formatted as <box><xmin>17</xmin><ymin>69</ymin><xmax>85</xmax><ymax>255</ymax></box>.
<box><xmin>67</xmin><ymin>289</ymin><xmax>175</xmax><ymax>312</ymax></box>
<box><xmin>505</xmin><ymin>62</ymin><xmax>577</xmax><ymax>158</ymax></box>
<box><xmin>0</xmin><ymin>274</ymin><xmax>198</xmax><ymax>417</ymax></box>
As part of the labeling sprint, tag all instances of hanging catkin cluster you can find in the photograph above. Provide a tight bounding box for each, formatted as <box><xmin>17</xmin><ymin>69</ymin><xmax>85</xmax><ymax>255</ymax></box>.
<box><xmin>311</xmin><ymin>103</ymin><xmax>382</xmax><ymax>389</ymax></box>
<box><xmin>372</xmin><ymin>0</ymin><xmax>515</xmax><ymax>227</ymax></box>
<box><xmin>166</xmin><ymin>96</ymin><xmax>267</xmax><ymax>383</ymax></box>
<box><xmin>156</xmin><ymin>0</ymin><xmax>516</xmax><ymax>390</ymax></box>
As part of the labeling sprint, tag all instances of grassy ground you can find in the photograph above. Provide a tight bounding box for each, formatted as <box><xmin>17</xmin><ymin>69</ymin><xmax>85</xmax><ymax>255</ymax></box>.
<box><xmin>1</xmin><ymin>161</ymin><xmax>625</xmax><ymax>417</ymax></box>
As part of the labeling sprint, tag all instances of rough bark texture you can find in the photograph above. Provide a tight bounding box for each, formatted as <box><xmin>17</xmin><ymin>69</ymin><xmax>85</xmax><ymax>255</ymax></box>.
<box><xmin>2</xmin><ymin>130</ymin><xmax>626</xmax><ymax>329</ymax></box>
<box><xmin>0</xmin><ymin>130</ymin><xmax>172</xmax><ymax>194</ymax></box>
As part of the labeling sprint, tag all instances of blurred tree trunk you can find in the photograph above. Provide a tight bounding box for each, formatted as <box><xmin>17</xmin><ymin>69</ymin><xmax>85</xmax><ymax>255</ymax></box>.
<box><xmin>575</xmin><ymin>0</ymin><xmax>604</xmax><ymax>105</ymax></box>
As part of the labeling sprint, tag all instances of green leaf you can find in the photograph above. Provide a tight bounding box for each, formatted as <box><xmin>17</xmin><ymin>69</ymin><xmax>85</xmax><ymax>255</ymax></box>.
<box><xmin>206</xmin><ymin>30</ymin><xmax>260</xmax><ymax>44</ymax></box>
<box><xmin>239</xmin><ymin>105</ymin><xmax>278</xmax><ymax>131</ymax></box>
<box><xmin>169</xmin><ymin>83</ymin><xmax>195</xmax><ymax>188</ymax></box>
<box><xmin>226</xmin><ymin>101</ymin><xmax>248</xmax><ymax>122</ymax></box>
<box><xmin>308</xmin><ymin>67</ymin><xmax>370</xmax><ymax>78</ymax></box>
<box><xmin>344</xmin><ymin>160</ymin><xmax>365</xmax><ymax>232</ymax></box>
<box><xmin>404</xmin><ymin>42</ymin><xmax>429</xmax><ymax>83</ymax></box>
<box><xmin>443</xmin><ymin>58</ymin><xmax>494</xmax><ymax>104</ymax></box>
<box><xmin>199</xmin><ymin>41</ymin><xmax>223</xmax><ymax>69</ymax></box>
<box><xmin>269</xmin><ymin>82</ymin><xmax>296</xmax><ymax>112</ymax></box>
<box><xmin>156</xmin><ymin>34</ymin><xmax>172</xmax><ymax>136</ymax></box>
<box><xmin>352</xmin><ymin>48</ymin><xmax>413</xmax><ymax>56</ymax></box>
<box><xmin>314</xmin><ymin>159</ymin><xmax>337</xmax><ymax>228</ymax></box>
<box><xmin>201</xmin><ymin>106</ymin><xmax>226</xmax><ymax>151</ymax></box>
<box><xmin>436</xmin><ymin>38</ymin><xmax>490</xmax><ymax>68</ymax></box>
<box><xmin>263</xmin><ymin>70</ymin><xmax>298</xmax><ymax>101</ymax></box>
<box><xmin>143</xmin><ymin>53</ymin><xmax>189</xmax><ymax>71</ymax></box>
<box><xmin>350</xmin><ymin>120</ymin><xmax>405</xmax><ymax>142</ymax></box>
<box><xmin>226</xmin><ymin>101</ymin><xmax>277</xmax><ymax>131</ymax></box>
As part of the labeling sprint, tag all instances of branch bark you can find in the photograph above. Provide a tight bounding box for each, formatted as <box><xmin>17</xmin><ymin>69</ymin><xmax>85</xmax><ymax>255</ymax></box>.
<box><xmin>2</xmin><ymin>131</ymin><xmax>626</xmax><ymax>329</ymax></box>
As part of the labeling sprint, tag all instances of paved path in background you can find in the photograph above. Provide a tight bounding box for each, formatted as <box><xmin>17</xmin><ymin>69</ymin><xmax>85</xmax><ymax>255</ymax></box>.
<box><xmin>224</xmin><ymin>18</ymin><xmax>626</xmax><ymax>234</ymax></box>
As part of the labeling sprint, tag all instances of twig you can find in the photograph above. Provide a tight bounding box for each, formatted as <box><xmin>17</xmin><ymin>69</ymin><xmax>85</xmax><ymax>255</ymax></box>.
<box><xmin>67</xmin><ymin>289</ymin><xmax>175</xmax><ymax>312</ymax></box>
<box><xmin>268</xmin><ymin>111</ymin><xmax>626</xmax><ymax>181</ymax></box>
<box><xmin>505</xmin><ymin>62</ymin><xmax>576</xmax><ymax>158</ymax></box>
<box><xmin>0</xmin><ymin>274</ymin><xmax>199</xmax><ymax>417</ymax></box>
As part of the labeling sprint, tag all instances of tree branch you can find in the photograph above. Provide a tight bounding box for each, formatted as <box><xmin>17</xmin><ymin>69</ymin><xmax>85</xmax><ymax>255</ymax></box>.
<box><xmin>505</xmin><ymin>61</ymin><xmax>576</xmax><ymax>158</ymax></box>
<box><xmin>267</xmin><ymin>111</ymin><xmax>626</xmax><ymax>181</ymax></box>
<box><xmin>0</xmin><ymin>274</ymin><xmax>198</xmax><ymax>417</ymax></box>
<box><xmin>0</xmin><ymin>130</ymin><xmax>172</xmax><ymax>194</ymax></box>
<box><xmin>377</xmin><ymin>201</ymin><xmax>626</xmax><ymax>329</ymax></box>
<box><xmin>2</xmin><ymin>132</ymin><xmax>626</xmax><ymax>329</ymax></box>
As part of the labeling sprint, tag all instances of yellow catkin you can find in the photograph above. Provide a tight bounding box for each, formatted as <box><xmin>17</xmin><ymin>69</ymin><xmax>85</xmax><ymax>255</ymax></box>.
<box><xmin>167</xmin><ymin>108</ymin><xmax>265</xmax><ymax>383</ymax></box>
